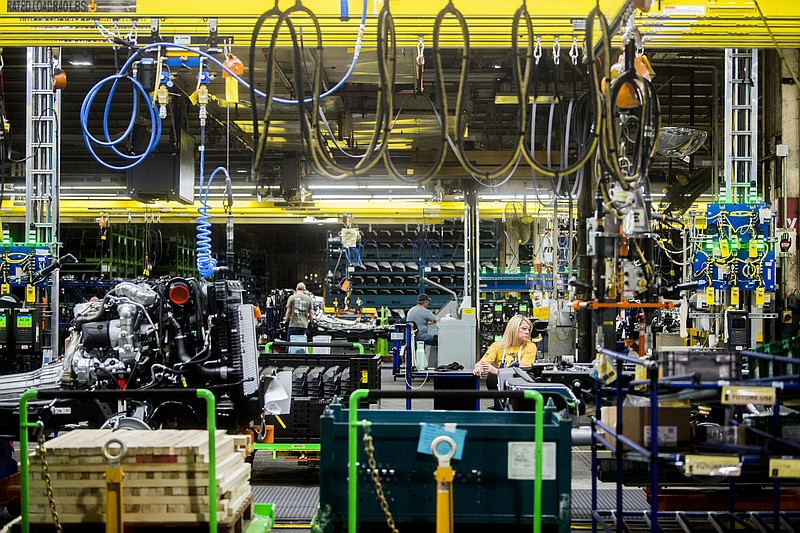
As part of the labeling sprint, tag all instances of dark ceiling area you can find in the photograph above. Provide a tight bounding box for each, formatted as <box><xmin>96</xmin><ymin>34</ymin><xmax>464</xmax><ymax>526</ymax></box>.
<box><xmin>0</xmin><ymin>44</ymin><xmax>722</xmax><ymax>205</ymax></box>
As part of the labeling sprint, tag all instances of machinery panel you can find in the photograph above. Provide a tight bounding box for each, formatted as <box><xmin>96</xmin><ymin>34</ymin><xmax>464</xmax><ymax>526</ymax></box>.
<box><xmin>693</xmin><ymin>203</ymin><xmax>776</xmax><ymax>291</ymax></box>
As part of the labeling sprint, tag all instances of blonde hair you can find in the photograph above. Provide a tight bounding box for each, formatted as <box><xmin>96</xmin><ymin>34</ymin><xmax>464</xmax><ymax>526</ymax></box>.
<box><xmin>498</xmin><ymin>314</ymin><xmax>533</xmax><ymax>350</ymax></box>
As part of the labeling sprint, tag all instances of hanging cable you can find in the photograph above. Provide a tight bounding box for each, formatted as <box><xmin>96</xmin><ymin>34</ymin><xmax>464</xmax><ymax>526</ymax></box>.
<box><xmin>272</xmin><ymin>0</ymin><xmax>369</xmax><ymax>105</ymax></box>
<box><xmin>446</xmin><ymin>1</ymin><xmax>532</xmax><ymax>181</ymax></box>
<box><xmin>522</xmin><ymin>10</ymin><xmax>601</xmax><ymax>180</ymax></box>
<box><xmin>251</xmin><ymin>3</ymin><xmax>317</xmax><ymax>180</ymax></box>
<box><xmin>307</xmin><ymin>0</ymin><xmax>393</xmax><ymax>179</ymax></box>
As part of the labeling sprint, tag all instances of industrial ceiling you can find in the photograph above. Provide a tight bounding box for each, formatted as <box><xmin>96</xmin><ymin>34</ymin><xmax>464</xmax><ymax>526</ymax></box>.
<box><xmin>0</xmin><ymin>0</ymin><xmax>789</xmax><ymax>222</ymax></box>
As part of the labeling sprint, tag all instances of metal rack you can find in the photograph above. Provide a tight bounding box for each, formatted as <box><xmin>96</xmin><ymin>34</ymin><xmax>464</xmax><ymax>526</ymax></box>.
<box><xmin>590</xmin><ymin>346</ymin><xmax>800</xmax><ymax>533</ymax></box>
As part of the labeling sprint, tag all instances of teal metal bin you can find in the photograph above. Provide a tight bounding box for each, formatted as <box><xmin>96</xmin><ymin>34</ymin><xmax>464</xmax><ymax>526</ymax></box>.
<box><xmin>318</xmin><ymin>392</ymin><xmax>572</xmax><ymax>532</ymax></box>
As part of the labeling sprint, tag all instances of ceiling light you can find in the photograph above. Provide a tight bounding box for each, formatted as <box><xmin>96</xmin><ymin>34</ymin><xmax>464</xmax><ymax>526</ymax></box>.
<box><xmin>657</xmin><ymin>127</ymin><xmax>708</xmax><ymax>158</ymax></box>
<box><xmin>68</xmin><ymin>57</ymin><xmax>93</xmax><ymax>67</ymax></box>
<box><xmin>493</xmin><ymin>95</ymin><xmax>554</xmax><ymax>105</ymax></box>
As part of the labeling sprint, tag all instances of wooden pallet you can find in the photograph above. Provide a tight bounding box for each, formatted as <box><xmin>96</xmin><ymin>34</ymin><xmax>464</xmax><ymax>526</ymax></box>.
<box><xmin>26</xmin><ymin>430</ymin><xmax>252</xmax><ymax>526</ymax></box>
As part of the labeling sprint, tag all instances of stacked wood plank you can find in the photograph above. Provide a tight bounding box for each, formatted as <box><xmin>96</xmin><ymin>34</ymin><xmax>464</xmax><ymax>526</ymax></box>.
<box><xmin>27</xmin><ymin>429</ymin><xmax>252</xmax><ymax>525</ymax></box>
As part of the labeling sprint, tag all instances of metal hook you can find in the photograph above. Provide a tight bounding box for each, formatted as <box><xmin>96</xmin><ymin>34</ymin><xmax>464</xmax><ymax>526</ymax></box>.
<box><xmin>533</xmin><ymin>37</ymin><xmax>542</xmax><ymax>65</ymax></box>
<box><xmin>552</xmin><ymin>37</ymin><xmax>560</xmax><ymax>66</ymax></box>
<box><xmin>416</xmin><ymin>36</ymin><xmax>425</xmax><ymax>65</ymax></box>
<box><xmin>569</xmin><ymin>37</ymin><xmax>579</xmax><ymax>65</ymax></box>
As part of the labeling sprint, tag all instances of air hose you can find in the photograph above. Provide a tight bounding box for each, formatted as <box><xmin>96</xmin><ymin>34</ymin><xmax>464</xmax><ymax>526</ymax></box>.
<box><xmin>196</xmin><ymin>124</ymin><xmax>230</xmax><ymax>279</ymax></box>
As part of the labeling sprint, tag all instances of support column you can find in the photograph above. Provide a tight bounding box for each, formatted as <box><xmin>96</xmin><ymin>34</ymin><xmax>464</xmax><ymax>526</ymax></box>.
<box><xmin>576</xmin><ymin>168</ymin><xmax>593</xmax><ymax>363</ymax></box>
<box><xmin>782</xmin><ymin>50</ymin><xmax>800</xmax><ymax>299</ymax></box>
<box><xmin>465</xmin><ymin>185</ymin><xmax>481</xmax><ymax>362</ymax></box>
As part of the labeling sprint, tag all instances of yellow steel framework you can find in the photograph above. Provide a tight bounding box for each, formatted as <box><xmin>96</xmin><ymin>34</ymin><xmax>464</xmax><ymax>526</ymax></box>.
<box><xmin>1</xmin><ymin>0</ymin><xmax>795</xmax><ymax>223</ymax></box>
<box><xmin>0</xmin><ymin>198</ymin><xmax>712</xmax><ymax>224</ymax></box>
<box><xmin>0</xmin><ymin>0</ymin><xmax>798</xmax><ymax>48</ymax></box>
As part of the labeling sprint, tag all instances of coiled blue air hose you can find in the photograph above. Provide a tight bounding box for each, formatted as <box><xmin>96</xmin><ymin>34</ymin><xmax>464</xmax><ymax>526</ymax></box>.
<box><xmin>196</xmin><ymin>135</ymin><xmax>229</xmax><ymax>278</ymax></box>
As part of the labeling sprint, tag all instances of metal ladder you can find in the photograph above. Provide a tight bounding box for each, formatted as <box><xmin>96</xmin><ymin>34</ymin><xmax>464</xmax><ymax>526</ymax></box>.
<box><xmin>723</xmin><ymin>49</ymin><xmax>759</xmax><ymax>205</ymax></box>
<box><xmin>24</xmin><ymin>47</ymin><xmax>61</xmax><ymax>364</ymax></box>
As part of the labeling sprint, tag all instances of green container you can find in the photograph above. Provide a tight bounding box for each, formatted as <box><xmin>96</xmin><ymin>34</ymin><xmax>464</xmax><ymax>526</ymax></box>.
<box><xmin>318</xmin><ymin>401</ymin><xmax>572</xmax><ymax>532</ymax></box>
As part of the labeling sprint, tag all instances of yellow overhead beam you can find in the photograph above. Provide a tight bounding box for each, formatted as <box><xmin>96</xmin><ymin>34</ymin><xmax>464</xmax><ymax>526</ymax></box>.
<box><xmin>1</xmin><ymin>198</ymin><xmax>529</xmax><ymax>223</ymax></box>
<box><xmin>0</xmin><ymin>197</ymin><xmax>707</xmax><ymax>223</ymax></box>
<box><xmin>0</xmin><ymin>0</ymin><xmax>622</xmax><ymax>47</ymax></box>
<box><xmin>1</xmin><ymin>0</ymin><xmax>798</xmax><ymax>48</ymax></box>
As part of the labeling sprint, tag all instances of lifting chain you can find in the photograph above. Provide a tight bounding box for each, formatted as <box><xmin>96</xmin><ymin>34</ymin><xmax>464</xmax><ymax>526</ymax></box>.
<box><xmin>36</xmin><ymin>430</ymin><xmax>62</xmax><ymax>533</ymax></box>
<box><xmin>362</xmin><ymin>423</ymin><xmax>399</xmax><ymax>533</ymax></box>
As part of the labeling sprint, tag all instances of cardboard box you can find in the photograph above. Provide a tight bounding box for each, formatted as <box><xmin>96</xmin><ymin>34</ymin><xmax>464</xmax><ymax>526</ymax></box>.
<box><xmin>600</xmin><ymin>406</ymin><xmax>691</xmax><ymax>450</ymax></box>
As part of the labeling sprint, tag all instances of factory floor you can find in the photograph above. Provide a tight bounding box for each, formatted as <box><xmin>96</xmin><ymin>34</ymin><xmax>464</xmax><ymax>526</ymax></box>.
<box><xmin>251</xmin><ymin>365</ymin><xmax>626</xmax><ymax>532</ymax></box>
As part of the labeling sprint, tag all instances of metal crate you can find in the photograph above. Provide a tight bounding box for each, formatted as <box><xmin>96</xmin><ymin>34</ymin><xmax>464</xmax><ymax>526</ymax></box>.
<box><xmin>657</xmin><ymin>349</ymin><xmax>741</xmax><ymax>381</ymax></box>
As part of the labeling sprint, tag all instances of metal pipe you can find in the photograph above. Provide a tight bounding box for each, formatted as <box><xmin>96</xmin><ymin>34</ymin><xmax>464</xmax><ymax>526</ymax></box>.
<box><xmin>466</xmin><ymin>186</ymin><xmax>481</xmax><ymax>362</ymax></box>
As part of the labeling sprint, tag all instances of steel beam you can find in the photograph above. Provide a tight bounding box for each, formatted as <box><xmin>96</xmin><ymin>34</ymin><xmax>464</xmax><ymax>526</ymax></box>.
<box><xmin>1</xmin><ymin>0</ymin><xmax>800</xmax><ymax>48</ymax></box>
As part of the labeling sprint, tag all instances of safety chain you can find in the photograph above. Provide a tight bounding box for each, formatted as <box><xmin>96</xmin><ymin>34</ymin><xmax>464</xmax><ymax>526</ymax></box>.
<box><xmin>362</xmin><ymin>423</ymin><xmax>399</xmax><ymax>533</ymax></box>
<box><xmin>36</xmin><ymin>431</ymin><xmax>62</xmax><ymax>533</ymax></box>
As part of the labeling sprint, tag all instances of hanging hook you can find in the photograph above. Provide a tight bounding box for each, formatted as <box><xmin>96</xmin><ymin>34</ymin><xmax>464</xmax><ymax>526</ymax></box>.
<box><xmin>533</xmin><ymin>37</ymin><xmax>542</xmax><ymax>65</ymax></box>
<box><xmin>569</xmin><ymin>36</ymin><xmax>579</xmax><ymax>65</ymax></box>
<box><xmin>552</xmin><ymin>37</ymin><xmax>560</xmax><ymax>66</ymax></box>
<box><xmin>128</xmin><ymin>20</ymin><xmax>138</xmax><ymax>46</ymax></box>
<box><xmin>415</xmin><ymin>36</ymin><xmax>425</xmax><ymax>94</ymax></box>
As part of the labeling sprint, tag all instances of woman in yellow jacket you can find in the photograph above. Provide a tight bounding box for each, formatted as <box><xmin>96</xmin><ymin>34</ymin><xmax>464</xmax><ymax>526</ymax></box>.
<box><xmin>472</xmin><ymin>314</ymin><xmax>540</xmax><ymax>406</ymax></box>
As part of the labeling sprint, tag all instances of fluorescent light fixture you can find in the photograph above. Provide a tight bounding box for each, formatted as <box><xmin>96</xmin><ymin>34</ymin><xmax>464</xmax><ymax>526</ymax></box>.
<box><xmin>307</xmin><ymin>184</ymin><xmax>420</xmax><ymax>191</ymax></box>
<box><xmin>312</xmin><ymin>194</ymin><xmax>372</xmax><ymax>200</ymax></box>
<box><xmin>61</xmin><ymin>185</ymin><xmax>125</xmax><ymax>190</ymax></box>
<box><xmin>307</xmin><ymin>184</ymin><xmax>368</xmax><ymax>190</ymax></box>
<box><xmin>494</xmin><ymin>95</ymin><xmax>554</xmax><ymax>105</ymax></box>
<box><xmin>312</xmin><ymin>194</ymin><xmax>432</xmax><ymax>201</ymax></box>
<box><xmin>303</xmin><ymin>216</ymin><xmax>339</xmax><ymax>224</ymax></box>
<box><xmin>68</xmin><ymin>57</ymin><xmax>93</xmax><ymax>66</ymax></box>
<box><xmin>61</xmin><ymin>195</ymin><xmax>124</xmax><ymax>200</ymax></box>
<box><xmin>370</xmin><ymin>195</ymin><xmax>430</xmax><ymax>200</ymax></box>
<box><xmin>233</xmin><ymin>120</ymin><xmax>289</xmax><ymax>135</ymax></box>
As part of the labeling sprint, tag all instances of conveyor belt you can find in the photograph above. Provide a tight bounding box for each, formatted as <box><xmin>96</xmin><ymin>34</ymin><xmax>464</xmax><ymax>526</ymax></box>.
<box><xmin>570</xmin><ymin>488</ymin><xmax>650</xmax><ymax>520</ymax></box>
<box><xmin>251</xmin><ymin>485</ymin><xmax>650</xmax><ymax>524</ymax></box>
<box><xmin>252</xmin><ymin>485</ymin><xmax>320</xmax><ymax>523</ymax></box>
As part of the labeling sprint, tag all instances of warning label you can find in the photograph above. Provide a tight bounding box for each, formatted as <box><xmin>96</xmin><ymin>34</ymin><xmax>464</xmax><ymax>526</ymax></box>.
<box><xmin>7</xmin><ymin>0</ymin><xmax>88</xmax><ymax>11</ymax></box>
<box><xmin>6</xmin><ymin>0</ymin><xmax>134</xmax><ymax>12</ymax></box>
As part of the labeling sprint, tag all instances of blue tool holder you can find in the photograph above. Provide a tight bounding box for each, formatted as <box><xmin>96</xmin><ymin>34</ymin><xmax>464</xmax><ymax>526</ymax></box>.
<box><xmin>693</xmin><ymin>203</ymin><xmax>775</xmax><ymax>291</ymax></box>
<box><xmin>0</xmin><ymin>245</ymin><xmax>50</xmax><ymax>287</ymax></box>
